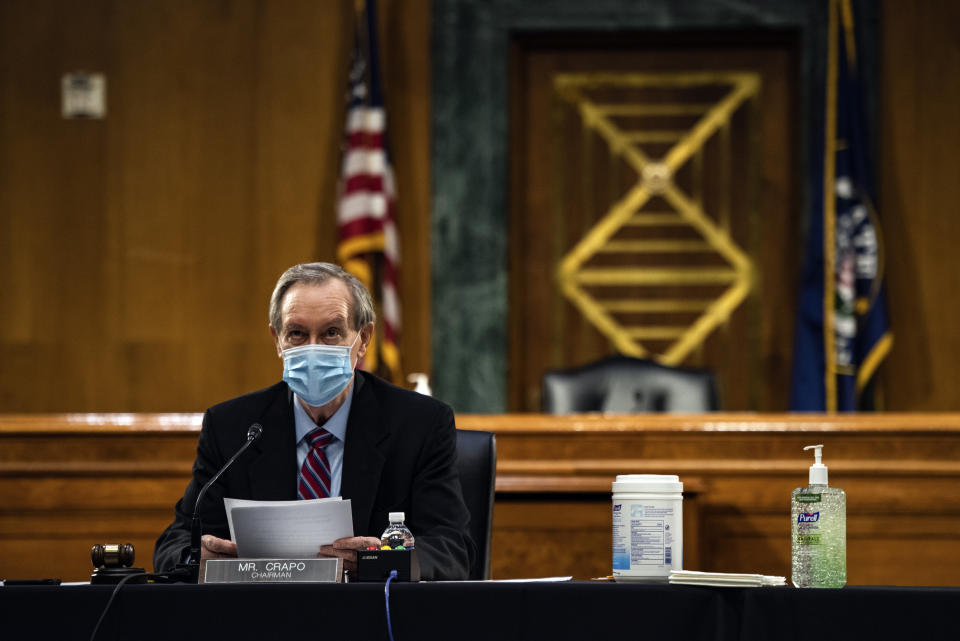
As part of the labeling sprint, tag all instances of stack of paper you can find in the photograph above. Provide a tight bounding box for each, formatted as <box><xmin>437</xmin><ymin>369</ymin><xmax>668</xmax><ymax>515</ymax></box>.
<box><xmin>225</xmin><ymin>497</ymin><xmax>354</xmax><ymax>558</ymax></box>
<box><xmin>669</xmin><ymin>570</ymin><xmax>787</xmax><ymax>587</ymax></box>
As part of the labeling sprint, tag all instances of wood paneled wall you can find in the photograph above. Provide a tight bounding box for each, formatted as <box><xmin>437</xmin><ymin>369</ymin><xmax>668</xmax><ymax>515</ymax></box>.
<box><xmin>0</xmin><ymin>0</ymin><xmax>432</xmax><ymax>412</ymax></box>
<box><xmin>878</xmin><ymin>0</ymin><xmax>960</xmax><ymax>410</ymax></box>
<box><xmin>508</xmin><ymin>35</ymin><xmax>799</xmax><ymax>412</ymax></box>
<box><xmin>480</xmin><ymin>413</ymin><xmax>960</xmax><ymax>584</ymax></box>
<box><xmin>3</xmin><ymin>413</ymin><xmax>960</xmax><ymax>585</ymax></box>
<box><xmin>0</xmin><ymin>0</ymin><xmax>958</xmax><ymax>414</ymax></box>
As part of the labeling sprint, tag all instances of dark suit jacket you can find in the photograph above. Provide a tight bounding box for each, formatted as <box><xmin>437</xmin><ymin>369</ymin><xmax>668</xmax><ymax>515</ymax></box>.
<box><xmin>153</xmin><ymin>371</ymin><xmax>475</xmax><ymax>580</ymax></box>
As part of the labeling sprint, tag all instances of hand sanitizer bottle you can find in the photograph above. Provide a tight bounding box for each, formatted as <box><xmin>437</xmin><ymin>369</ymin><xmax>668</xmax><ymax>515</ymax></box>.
<box><xmin>792</xmin><ymin>444</ymin><xmax>846</xmax><ymax>587</ymax></box>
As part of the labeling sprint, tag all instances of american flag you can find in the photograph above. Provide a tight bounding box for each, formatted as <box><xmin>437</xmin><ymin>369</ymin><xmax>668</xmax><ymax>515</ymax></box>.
<box><xmin>336</xmin><ymin>0</ymin><xmax>401</xmax><ymax>382</ymax></box>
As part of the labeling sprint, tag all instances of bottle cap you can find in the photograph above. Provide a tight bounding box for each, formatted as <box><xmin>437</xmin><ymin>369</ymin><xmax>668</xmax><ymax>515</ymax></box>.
<box><xmin>804</xmin><ymin>444</ymin><xmax>828</xmax><ymax>485</ymax></box>
<box><xmin>388</xmin><ymin>511</ymin><xmax>405</xmax><ymax>522</ymax></box>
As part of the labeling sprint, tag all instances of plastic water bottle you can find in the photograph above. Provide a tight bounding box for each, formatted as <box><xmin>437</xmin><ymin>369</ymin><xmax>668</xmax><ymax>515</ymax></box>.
<box><xmin>380</xmin><ymin>512</ymin><xmax>415</xmax><ymax>550</ymax></box>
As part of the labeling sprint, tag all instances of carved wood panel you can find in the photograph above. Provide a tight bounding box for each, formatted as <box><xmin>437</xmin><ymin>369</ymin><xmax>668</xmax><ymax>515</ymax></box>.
<box><xmin>3</xmin><ymin>413</ymin><xmax>960</xmax><ymax>585</ymax></box>
<box><xmin>509</xmin><ymin>33</ymin><xmax>800</xmax><ymax>412</ymax></box>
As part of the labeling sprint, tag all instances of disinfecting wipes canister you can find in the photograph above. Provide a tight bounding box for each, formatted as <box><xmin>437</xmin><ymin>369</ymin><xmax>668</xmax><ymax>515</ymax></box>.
<box><xmin>612</xmin><ymin>474</ymin><xmax>683</xmax><ymax>581</ymax></box>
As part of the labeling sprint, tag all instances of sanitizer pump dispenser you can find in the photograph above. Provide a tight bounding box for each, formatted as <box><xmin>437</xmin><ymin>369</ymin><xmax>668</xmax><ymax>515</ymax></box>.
<box><xmin>791</xmin><ymin>444</ymin><xmax>846</xmax><ymax>588</ymax></box>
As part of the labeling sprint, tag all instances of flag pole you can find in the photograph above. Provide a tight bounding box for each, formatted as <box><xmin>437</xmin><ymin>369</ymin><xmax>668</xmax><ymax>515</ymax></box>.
<box><xmin>822</xmin><ymin>0</ymin><xmax>839</xmax><ymax>413</ymax></box>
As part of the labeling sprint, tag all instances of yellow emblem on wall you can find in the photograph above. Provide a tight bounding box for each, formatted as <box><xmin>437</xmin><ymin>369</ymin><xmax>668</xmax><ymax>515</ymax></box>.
<box><xmin>554</xmin><ymin>72</ymin><xmax>759</xmax><ymax>364</ymax></box>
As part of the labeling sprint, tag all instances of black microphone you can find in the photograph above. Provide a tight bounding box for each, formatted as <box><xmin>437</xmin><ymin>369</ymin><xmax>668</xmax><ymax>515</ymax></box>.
<box><xmin>181</xmin><ymin>423</ymin><xmax>263</xmax><ymax>582</ymax></box>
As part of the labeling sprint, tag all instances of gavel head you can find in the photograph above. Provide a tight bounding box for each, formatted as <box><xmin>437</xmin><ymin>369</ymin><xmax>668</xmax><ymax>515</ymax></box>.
<box><xmin>91</xmin><ymin>543</ymin><xmax>135</xmax><ymax>569</ymax></box>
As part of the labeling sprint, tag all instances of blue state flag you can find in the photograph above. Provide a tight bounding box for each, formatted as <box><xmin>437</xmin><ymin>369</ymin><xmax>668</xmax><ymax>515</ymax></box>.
<box><xmin>790</xmin><ymin>0</ymin><xmax>892</xmax><ymax>411</ymax></box>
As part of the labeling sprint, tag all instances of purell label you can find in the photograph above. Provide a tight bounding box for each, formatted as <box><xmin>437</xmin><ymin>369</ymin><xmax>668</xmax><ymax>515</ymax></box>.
<box><xmin>797</xmin><ymin>511</ymin><xmax>820</xmax><ymax>524</ymax></box>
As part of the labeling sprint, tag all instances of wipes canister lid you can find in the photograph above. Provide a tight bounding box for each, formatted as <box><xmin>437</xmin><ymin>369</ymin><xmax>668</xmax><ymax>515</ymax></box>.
<box><xmin>612</xmin><ymin>474</ymin><xmax>683</xmax><ymax>493</ymax></box>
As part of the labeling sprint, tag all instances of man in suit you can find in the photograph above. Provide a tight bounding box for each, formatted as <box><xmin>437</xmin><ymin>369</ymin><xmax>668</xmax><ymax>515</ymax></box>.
<box><xmin>154</xmin><ymin>262</ymin><xmax>474</xmax><ymax>580</ymax></box>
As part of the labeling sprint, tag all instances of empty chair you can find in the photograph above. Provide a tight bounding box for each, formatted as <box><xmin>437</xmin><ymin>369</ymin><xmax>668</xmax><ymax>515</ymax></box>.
<box><xmin>541</xmin><ymin>355</ymin><xmax>719</xmax><ymax>414</ymax></box>
<box><xmin>455</xmin><ymin>428</ymin><xmax>497</xmax><ymax>580</ymax></box>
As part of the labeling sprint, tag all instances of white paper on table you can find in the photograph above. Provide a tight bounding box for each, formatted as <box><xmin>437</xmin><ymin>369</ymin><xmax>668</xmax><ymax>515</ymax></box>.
<box><xmin>668</xmin><ymin>570</ymin><xmax>787</xmax><ymax>587</ymax></box>
<box><xmin>490</xmin><ymin>576</ymin><xmax>574</xmax><ymax>583</ymax></box>
<box><xmin>441</xmin><ymin>576</ymin><xmax>574</xmax><ymax>584</ymax></box>
<box><xmin>224</xmin><ymin>497</ymin><xmax>354</xmax><ymax>558</ymax></box>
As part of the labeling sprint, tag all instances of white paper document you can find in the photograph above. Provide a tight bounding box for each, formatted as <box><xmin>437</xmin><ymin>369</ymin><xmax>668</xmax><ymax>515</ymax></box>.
<box><xmin>668</xmin><ymin>570</ymin><xmax>786</xmax><ymax>587</ymax></box>
<box><xmin>490</xmin><ymin>576</ymin><xmax>574</xmax><ymax>583</ymax></box>
<box><xmin>225</xmin><ymin>497</ymin><xmax>354</xmax><ymax>558</ymax></box>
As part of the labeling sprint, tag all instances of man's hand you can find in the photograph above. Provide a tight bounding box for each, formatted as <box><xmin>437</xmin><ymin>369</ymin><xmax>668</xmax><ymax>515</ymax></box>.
<box><xmin>200</xmin><ymin>534</ymin><xmax>238</xmax><ymax>561</ymax></box>
<box><xmin>318</xmin><ymin>536</ymin><xmax>381</xmax><ymax>572</ymax></box>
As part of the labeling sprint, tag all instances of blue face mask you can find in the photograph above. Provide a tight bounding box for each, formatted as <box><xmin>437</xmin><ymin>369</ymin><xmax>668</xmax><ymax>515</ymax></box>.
<box><xmin>281</xmin><ymin>335</ymin><xmax>359</xmax><ymax>407</ymax></box>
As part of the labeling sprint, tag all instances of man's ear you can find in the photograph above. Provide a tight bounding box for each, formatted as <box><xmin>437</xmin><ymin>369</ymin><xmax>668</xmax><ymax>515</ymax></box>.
<box><xmin>357</xmin><ymin>322</ymin><xmax>374</xmax><ymax>359</ymax></box>
<box><xmin>270</xmin><ymin>324</ymin><xmax>283</xmax><ymax>358</ymax></box>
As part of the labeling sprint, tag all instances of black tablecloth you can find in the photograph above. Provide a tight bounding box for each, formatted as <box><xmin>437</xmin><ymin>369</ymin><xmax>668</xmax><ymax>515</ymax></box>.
<box><xmin>1</xmin><ymin>581</ymin><xmax>957</xmax><ymax>641</ymax></box>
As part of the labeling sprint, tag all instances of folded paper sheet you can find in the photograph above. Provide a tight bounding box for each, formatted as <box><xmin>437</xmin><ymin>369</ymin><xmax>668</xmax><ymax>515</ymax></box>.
<box><xmin>668</xmin><ymin>570</ymin><xmax>787</xmax><ymax>587</ymax></box>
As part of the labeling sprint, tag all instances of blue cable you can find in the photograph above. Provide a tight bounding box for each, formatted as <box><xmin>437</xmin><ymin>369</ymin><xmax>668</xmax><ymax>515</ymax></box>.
<box><xmin>384</xmin><ymin>569</ymin><xmax>398</xmax><ymax>641</ymax></box>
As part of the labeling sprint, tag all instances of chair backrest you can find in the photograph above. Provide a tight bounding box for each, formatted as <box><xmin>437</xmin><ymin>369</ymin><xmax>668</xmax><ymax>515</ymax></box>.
<box><xmin>541</xmin><ymin>355</ymin><xmax>719</xmax><ymax>414</ymax></box>
<box><xmin>455</xmin><ymin>428</ymin><xmax>496</xmax><ymax>580</ymax></box>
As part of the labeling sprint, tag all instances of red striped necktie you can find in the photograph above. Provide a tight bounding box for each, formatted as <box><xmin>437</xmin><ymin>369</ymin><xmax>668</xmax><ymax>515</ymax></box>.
<box><xmin>297</xmin><ymin>427</ymin><xmax>334</xmax><ymax>499</ymax></box>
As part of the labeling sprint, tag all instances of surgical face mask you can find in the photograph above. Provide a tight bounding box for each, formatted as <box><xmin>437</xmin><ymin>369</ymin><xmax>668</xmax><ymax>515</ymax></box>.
<box><xmin>281</xmin><ymin>334</ymin><xmax>360</xmax><ymax>407</ymax></box>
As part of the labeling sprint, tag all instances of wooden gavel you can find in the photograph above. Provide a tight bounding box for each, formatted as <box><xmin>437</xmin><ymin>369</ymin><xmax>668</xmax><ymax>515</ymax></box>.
<box><xmin>91</xmin><ymin>543</ymin><xmax>135</xmax><ymax>569</ymax></box>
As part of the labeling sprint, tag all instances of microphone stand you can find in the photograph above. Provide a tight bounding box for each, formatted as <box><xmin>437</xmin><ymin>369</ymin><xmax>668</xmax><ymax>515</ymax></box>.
<box><xmin>170</xmin><ymin>423</ymin><xmax>263</xmax><ymax>583</ymax></box>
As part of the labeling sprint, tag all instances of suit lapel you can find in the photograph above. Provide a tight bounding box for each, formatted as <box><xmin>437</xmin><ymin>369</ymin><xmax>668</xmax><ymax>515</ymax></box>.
<box><xmin>341</xmin><ymin>372</ymin><xmax>388</xmax><ymax>535</ymax></box>
<box><xmin>247</xmin><ymin>383</ymin><xmax>298</xmax><ymax>500</ymax></box>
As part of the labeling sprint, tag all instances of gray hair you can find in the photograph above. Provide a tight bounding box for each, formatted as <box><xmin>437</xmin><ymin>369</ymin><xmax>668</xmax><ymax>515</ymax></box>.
<box><xmin>269</xmin><ymin>262</ymin><xmax>375</xmax><ymax>333</ymax></box>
